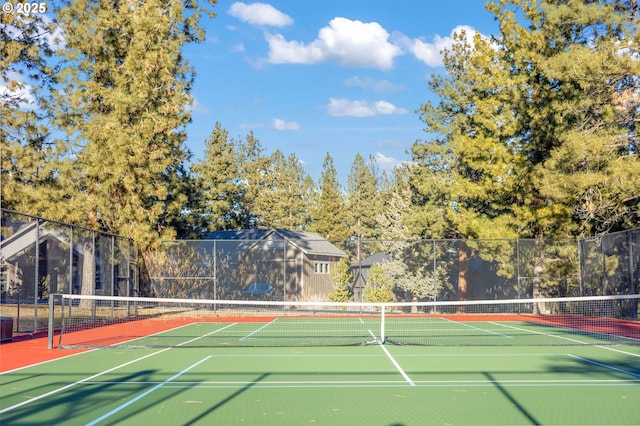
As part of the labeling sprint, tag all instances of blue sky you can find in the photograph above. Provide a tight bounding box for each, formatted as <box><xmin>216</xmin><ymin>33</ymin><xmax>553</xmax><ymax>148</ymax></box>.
<box><xmin>183</xmin><ymin>1</ymin><xmax>500</xmax><ymax>184</ymax></box>
<box><xmin>3</xmin><ymin>1</ymin><xmax>498</xmax><ymax>185</ymax></box>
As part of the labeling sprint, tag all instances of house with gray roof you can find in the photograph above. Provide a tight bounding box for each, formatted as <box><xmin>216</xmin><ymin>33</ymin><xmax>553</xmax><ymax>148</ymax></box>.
<box><xmin>206</xmin><ymin>229</ymin><xmax>347</xmax><ymax>301</ymax></box>
<box><xmin>349</xmin><ymin>252</ymin><xmax>391</xmax><ymax>302</ymax></box>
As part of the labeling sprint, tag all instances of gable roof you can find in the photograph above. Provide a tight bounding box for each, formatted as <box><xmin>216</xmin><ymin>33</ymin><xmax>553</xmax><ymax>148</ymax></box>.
<box><xmin>206</xmin><ymin>228</ymin><xmax>346</xmax><ymax>257</ymax></box>
<box><xmin>350</xmin><ymin>252</ymin><xmax>391</xmax><ymax>269</ymax></box>
<box><xmin>1</xmin><ymin>222</ymin><xmax>78</xmax><ymax>261</ymax></box>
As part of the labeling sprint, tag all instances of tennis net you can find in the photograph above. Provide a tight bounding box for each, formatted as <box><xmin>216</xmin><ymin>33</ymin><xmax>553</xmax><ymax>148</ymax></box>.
<box><xmin>49</xmin><ymin>294</ymin><xmax>640</xmax><ymax>349</ymax></box>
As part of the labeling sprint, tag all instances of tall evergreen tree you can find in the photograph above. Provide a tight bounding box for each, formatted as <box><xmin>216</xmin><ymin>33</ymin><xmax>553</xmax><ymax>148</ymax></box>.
<box><xmin>412</xmin><ymin>0</ymin><xmax>639</xmax><ymax>298</ymax></box>
<box><xmin>1</xmin><ymin>11</ymin><xmax>60</xmax><ymax>213</ymax></box>
<box><xmin>236</xmin><ymin>131</ymin><xmax>267</xmax><ymax>229</ymax></box>
<box><xmin>50</xmin><ymin>0</ymin><xmax>215</xmax><ymax>249</ymax></box>
<box><xmin>346</xmin><ymin>153</ymin><xmax>379</xmax><ymax>241</ymax></box>
<box><xmin>308</xmin><ymin>153</ymin><xmax>350</xmax><ymax>242</ymax></box>
<box><xmin>413</xmin><ymin>0</ymin><xmax>639</xmax><ymax>240</ymax></box>
<box><xmin>256</xmin><ymin>150</ymin><xmax>314</xmax><ymax>230</ymax></box>
<box><xmin>523</xmin><ymin>0</ymin><xmax>640</xmax><ymax>234</ymax></box>
<box><xmin>191</xmin><ymin>122</ymin><xmax>241</xmax><ymax>232</ymax></box>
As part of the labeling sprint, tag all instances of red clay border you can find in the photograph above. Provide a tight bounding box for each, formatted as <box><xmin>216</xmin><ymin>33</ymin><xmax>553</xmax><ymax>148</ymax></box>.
<box><xmin>0</xmin><ymin>318</ymin><xmax>192</xmax><ymax>372</ymax></box>
<box><xmin>0</xmin><ymin>316</ymin><xmax>269</xmax><ymax>372</ymax></box>
<box><xmin>0</xmin><ymin>331</ymin><xmax>86</xmax><ymax>373</ymax></box>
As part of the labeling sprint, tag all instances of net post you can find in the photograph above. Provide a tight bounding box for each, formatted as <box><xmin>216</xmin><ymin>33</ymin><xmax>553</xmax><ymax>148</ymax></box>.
<box><xmin>47</xmin><ymin>294</ymin><xmax>55</xmax><ymax>349</ymax></box>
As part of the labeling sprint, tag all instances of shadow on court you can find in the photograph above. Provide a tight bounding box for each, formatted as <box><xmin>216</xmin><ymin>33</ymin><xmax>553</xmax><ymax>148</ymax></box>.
<box><xmin>182</xmin><ymin>373</ymin><xmax>269</xmax><ymax>425</ymax></box>
<box><xmin>1</xmin><ymin>369</ymin><xmax>163</xmax><ymax>425</ymax></box>
<box><xmin>483</xmin><ymin>372</ymin><xmax>541</xmax><ymax>425</ymax></box>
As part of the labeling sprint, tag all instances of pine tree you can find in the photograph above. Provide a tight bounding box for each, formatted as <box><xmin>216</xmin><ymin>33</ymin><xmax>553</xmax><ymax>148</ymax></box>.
<box><xmin>378</xmin><ymin>166</ymin><xmax>441</xmax><ymax>304</ymax></box>
<box><xmin>1</xmin><ymin>11</ymin><xmax>60</xmax><ymax>213</ymax></box>
<box><xmin>412</xmin><ymin>0</ymin><xmax>640</xmax><ymax>299</ymax></box>
<box><xmin>328</xmin><ymin>257</ymin><xmax>353</xmax><ymax>303</ymax></box>
<box><xmin>346</xmin><ymin>153</ymin><xmax>380</xmax><ymax>241</ymax></box>
<box><xmin>191</xmin><ymin>122</ymin><xmax>242</xmax><ymax>232</ymax></box>
<box><xmin>308</xmin><ymin>153</ymin><xmax>350</xmax><ymax>242</ymax></box>
<box><xmin>256</xmin><ymin>150</ymin><xmax>314</xmax><ymax>230</ymax></box>
<box><xmin>415</xmin><ymin>0</ymin><xmax>639</xmax><ymax>239</ymax></box>
<box><xmin>520</xmin><ymin>0</ymin><xmax>640</xmax><ymax>234</ymax></box>
<box><xmin>236</xmin><ymin>131</ymin><xmax>267</xmax><ymax>228</ymax></box>
<box><xmin>51</xmin><ymin>0</ymin><xmax>216</xmax><ymax>249</ymax></box>
<box><xmin>362</xmin><ymin>263</ymin><xmax>393</xmax><ymax>303</ymax></box>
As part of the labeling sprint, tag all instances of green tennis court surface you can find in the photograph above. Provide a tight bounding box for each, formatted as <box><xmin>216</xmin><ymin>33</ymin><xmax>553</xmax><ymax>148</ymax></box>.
<box><xmin>2</xmin><ymin>320</ymin><xmax>639</xmax><ymax>425</ymax></box>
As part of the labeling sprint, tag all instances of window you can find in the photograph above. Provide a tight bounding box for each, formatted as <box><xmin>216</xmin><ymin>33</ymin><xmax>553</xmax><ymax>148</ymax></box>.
<box><xmin>0</xmin><ymin>266</ymin><xmax>6</xmax><ymax>294</ymax></box>
<box><xmin>314</xmin><ymin>262</ymin><xmax>330</xmax><ymax>274</ymax></box>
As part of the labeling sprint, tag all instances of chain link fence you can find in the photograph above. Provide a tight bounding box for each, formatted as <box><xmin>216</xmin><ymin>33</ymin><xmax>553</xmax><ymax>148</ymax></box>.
<box><xmin>145</xmin><ymin>229</ymin><xmax>638</xmax><ymax>310</ymax></box>
<box><xmin>1</xmin><ymin>209</ymin><xmax>137</xmax><ymax>334</ymax></box>
<box><xmin>2</xmin><ymin>207</ymin><xmax>637</xmax><ymax>334</ymax></box>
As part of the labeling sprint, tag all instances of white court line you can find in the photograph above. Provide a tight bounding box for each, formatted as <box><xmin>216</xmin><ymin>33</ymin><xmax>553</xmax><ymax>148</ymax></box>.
<box><xmin>176</xmin><ymin>322</ymin><xmax>238</xmax><ymax>346</ymax></box>
<box><xmin>0</xmin><ymin>323</ymin><xmax>237</xmax><ymax>415</ymax></box>
<box><xmin>0</xmin><ymin>321</ymin><xmax>202</xmax><ymax>376</ymax></box>
<box><xmin>491</xmin><ymin>321</ymin><xmax>590</xmax><ymax>344</ymax></box>
<box><xmin>441</xmin><ymin>317</ymin><xmax>513</xmax><ymax>338</ymax></box>
<box><xmin>0</xmin><ymin>348</ymin><xmax>172</xmax><ymax>415</ymax></box>
<box><xmin>567</xmin><ymin>354</ymin><xmax>640</xmax><ymax>378</ymax></box>
<box><xmin>82</xmin><ymin>377</ymin><xmax>638</xmax><ymax>390</ymax></box>
<box><xmin>86</xmin><ymin>355</ymin><xmax>212</xmax><ymax>426</ymax></box>
<box><xmin>239</xmin><ymin>318</ymin><xmax>278</xmax><ymax>341</ymax></box>
<box><xmin>84</xmin><ymin>377</ymin><xmax>640</xmax><ymax>386</ymax></box>
<box><xmin>367</xmin><ymin>329</ymin><xmax>416</xmax><ymax>386</ymax></box>
<box><xmin>595</xmin><ymin>345</ymin><xmax>640</xmax><ymax>358</ymax></box>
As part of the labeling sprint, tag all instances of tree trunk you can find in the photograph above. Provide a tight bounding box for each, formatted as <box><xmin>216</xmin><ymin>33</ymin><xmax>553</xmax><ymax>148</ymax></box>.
<box><xmin>79</xmin><ymin>237</ymin><xmax>95</xmax><ymax>311</ymax></box>
<box><xmin>532</xmin><ymin>237</ymin><xmax>545</xmax><ymax>314</ymax></box>
<box><xmin>458</xmin><ymin>240</ymin><xmax>469</xmax><ymax>312</ymax></box>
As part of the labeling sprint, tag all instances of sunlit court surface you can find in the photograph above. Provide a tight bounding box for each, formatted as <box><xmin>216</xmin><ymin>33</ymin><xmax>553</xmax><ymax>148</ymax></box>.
<box><xmin>1</xmin><ymin>295</ymin><xmax>639</xmax><ymax>425</ymax></box>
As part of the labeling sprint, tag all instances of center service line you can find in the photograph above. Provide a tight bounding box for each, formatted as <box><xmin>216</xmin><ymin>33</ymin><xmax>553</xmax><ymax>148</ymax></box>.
<box><xmin>368</xmin><ymin>330</ymin><xmax>416</xmax><ymax>386</ymax></box>
<box><xmin>240</xmin><ymin>318</ymin><xmax>279</xmax><ymax>342</ymax></box>
<box><xmin>86</xmin><ymin>355</ymin><xmax>213</xmax><ymax>426</ymax></box>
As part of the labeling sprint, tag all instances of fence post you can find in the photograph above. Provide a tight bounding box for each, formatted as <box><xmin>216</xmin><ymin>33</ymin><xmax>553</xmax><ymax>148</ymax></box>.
<box><xmin>629</xmin><ymin>230</ymin><xmax>636</xmax><ymax>294</ymax></box>
<box><xmin>283</xmin><ymin>240</ymin><xmax>287</xmax><ymax>302</ymax></box>
<box><xmin>111</xmin><ymin>235</ymin><xmax>115</xmax><ymax>297</ymax></box>
<box><xmin>577</xmin><ymin>239</ymin><xmax>583</xmax><ymax>296</ymax></box>
<box><xmin>213</xmin><ymin>240</ymin><xmax>217</xmax><ymax>300</ymax></box>
<box><xmin>69</xmin><ymin>226</ymin><xmax>74</xmax><ymax>294</ymax></box>
<box><xmin>516</xmin><ymin>239</ymin><xmax>521</xmax><ymax>299</ymax></box>
<box><xmin>34</xmin><ymin>219</ymin><xmax>40</xmax><ymax>332</ymax></box>
<box><xmin>47</xmin><ymin>295</ymin><xmax>54</xmax><ymax>349</ymax></box>
<box><xmin>432</xmin><ymin>239</ymin><xmax>437</xmax><ymax>302</ymax></box>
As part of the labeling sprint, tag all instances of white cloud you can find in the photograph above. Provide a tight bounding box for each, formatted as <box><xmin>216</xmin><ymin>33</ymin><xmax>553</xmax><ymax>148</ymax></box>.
<box><xmin>266</xmin><ymin>17</ymin><xmax>401</xmax><ymax>69</ymax></box>
<box><xmin>238</xmin><ymin>121</ymin><xmax>265</xmax><ymax>130</ymax></box>
<box><xmin>2</xmin><ymin>14</ymin><xmax>65</xmax><ymax>52</ymax></box>
<box><xmin>344</xmin><ymin>76</ymin><xmax>403</xmax><ymax>92</ymax></box>
<box><xmin>373</xmin><ymin>100</ymin><xmax>401</xmax><ymax>115</ymax></box>
<box><xmin>326</xmin><ymin>98</ymin><xmax>407</xmax><ymax>117</ymax></box>
<box><xmin>232</xmin><ymin>43</ymin><xmax>245</xmax><ymax>52</ymax></box>
<box><xmin>265</xmin><ymin>33</ymin><xmax>325</xmax><ymax>64</ymax></box>
<box><xmin>186</xmin><ymin>98</ymin><xmax>208</xmax><ymax>114</ymax></box>
<box><xmin>273</xmin><ymin>118</ymin><xmax>300</xmax><ymax>130</ymax></box>
<box><xmin>0</xmin><ymin>72</ymin><xmax>37</xmax><ymax>110</ymax></box>
<box><xmin>394</xmin><ymin>25</ymin><xmax>480</xmax><ymax>67</ymax></box>
<box><xmin>228</xmin><ymin>2</ymin><xmax>293</xmax><ymax>27</ymax></box>
<box><xmin>373</xmin><ymin>152</ymin><xmax>404</xmax><ymax>172</ymax></box>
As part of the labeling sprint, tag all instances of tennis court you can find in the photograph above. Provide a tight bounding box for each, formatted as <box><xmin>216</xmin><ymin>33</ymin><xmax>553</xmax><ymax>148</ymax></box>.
<box><xmin>1</xmin><ymin>295</ymin><xmax>639</xmax><ymax>425</ymax></box>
